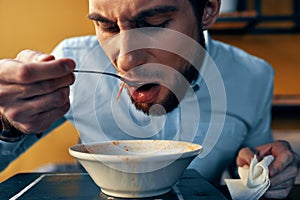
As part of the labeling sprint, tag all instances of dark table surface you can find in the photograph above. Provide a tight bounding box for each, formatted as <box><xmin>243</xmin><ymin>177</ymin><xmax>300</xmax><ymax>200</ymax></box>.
<box><xmin>2</xmin><ymin>169</ymin><xmax>300</xmax><ymax>200</ymax></box>
<box><xmin>0</xmin><ymin>170</ymin><xmax>228</xmax><ymax>200</ymax></box>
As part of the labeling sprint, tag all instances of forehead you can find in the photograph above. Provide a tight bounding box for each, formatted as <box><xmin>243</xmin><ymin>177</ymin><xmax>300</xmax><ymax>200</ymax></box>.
<box><xmin>88</xmin><ymin>0</ymin><xmax>189</xmax><ymax>19</ymax></box>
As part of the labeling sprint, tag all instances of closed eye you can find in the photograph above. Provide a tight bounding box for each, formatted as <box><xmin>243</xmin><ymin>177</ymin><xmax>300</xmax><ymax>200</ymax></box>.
<box><xmin>134</xmin><ymin>6</ymin><xmax>177</xmax><ymax>28</ymax></box>
<box><xmin>136</xmin><ymin>18</ymin><xmax>171</xmax><ymax>28</ymax></box>
<box><xmin>100</xmin><ymin>23</ymin><xmax>120</xmax><ymax>33</ymax></box>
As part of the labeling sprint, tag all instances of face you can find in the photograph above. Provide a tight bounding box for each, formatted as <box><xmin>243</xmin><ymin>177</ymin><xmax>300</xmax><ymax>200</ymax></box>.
<box><xmin>88</xmin><ymin>0</ymin><xmax>209</xmax><ymax>115</ymax></box>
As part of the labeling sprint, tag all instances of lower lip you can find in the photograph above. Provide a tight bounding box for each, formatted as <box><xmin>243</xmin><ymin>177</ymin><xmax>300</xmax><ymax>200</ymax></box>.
<box><xmin>131</xmin><ymin>85</ymin><xmax>160</xmax><ymax>104</ymax></box>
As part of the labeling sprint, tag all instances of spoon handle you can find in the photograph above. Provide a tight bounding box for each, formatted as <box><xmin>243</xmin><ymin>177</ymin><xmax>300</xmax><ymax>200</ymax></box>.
<box><xmin>73</xmin><ymin>69</ymin><xmax>145</xmax><ymax>86</ymax></box>
<box><xmin>73</xmin><ymin>70</ymin><xmax>122</xmax><ymax>80</ymax></box>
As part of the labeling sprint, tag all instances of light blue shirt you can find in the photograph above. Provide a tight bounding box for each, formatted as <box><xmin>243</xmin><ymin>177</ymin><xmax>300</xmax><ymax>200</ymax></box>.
<box><xmin>0</xmin><ymin>32</ymin><xmax>274</xmax><ymax>183</ymax></box>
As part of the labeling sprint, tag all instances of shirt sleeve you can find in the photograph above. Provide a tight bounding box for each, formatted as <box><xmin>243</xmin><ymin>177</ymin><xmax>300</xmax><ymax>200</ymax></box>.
<box><xmin>242</xmin><ymin>63</ymin><xmax>275</xmax><ymax>148</ymax></box>
<box><xmin>0</xmin><ymin>118</ymin><xmax>66</xmax><ymax>172</ymax></box>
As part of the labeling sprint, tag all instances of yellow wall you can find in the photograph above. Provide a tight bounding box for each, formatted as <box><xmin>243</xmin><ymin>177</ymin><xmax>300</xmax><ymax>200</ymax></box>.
<box><xmin>0</xmin><ymin>0</ymin><xmax>94</xmax><ymax>182</ymax></box>
<box><xmin>0</xmin><ymin>0</ymin><xmax>94</xmax><ymax>58</ymax></box>
<box><xmin>212</xmin><ymin>34</ymin><xmax>300</xmax><ymax>96</ymax></box>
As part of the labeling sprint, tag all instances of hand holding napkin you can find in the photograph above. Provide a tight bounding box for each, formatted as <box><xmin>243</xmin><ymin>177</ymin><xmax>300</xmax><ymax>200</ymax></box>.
<box><xmin>225</xmin><ymin>155</ymin><xmax>275</xmax><ymax>200</ymax></box>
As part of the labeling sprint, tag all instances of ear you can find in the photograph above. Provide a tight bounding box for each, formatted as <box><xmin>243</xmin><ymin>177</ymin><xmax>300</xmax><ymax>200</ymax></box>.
<box><xmin>202</xmin><ymin>0</ymin><xmax>220</xmax><ymax>30</ymax></box>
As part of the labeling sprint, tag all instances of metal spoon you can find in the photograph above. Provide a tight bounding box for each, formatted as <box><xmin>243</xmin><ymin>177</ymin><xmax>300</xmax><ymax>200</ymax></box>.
<box><xmin>73</xmin><ymin>69</ymin><xmax>146</xmax><ymax>87</ymax></box>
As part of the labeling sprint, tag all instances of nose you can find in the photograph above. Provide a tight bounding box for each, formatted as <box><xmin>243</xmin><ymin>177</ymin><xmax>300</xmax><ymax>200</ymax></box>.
<box><xmin>116</xmin><ymin>51</ymin><xmax>146</xmax><ymax>73</ymax></box>
<box><xmin>114</xmin><ymin>31</ymin><xmax>147</xmax><ymax>73</ymax></box>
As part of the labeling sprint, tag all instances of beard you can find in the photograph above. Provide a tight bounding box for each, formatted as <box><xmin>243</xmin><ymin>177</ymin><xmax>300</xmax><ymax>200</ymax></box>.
<box><xmin>129</xmin><ymin>30</ymin><xmax>205</xmax><ymax>116</ymax></box>
<box><xmin>130</xmin><ymin>64</ymin><xmax>199</xmax><ymax>115</ymax></box>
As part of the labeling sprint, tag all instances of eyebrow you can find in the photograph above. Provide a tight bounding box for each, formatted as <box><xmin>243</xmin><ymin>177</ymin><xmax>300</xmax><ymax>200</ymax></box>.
<box><xmin>87</xmin><ymin>5</ymin><xmax>178</xmax><ymax>23</ymax></box>
<box><xmin>135</xmin><ymin>5</ymin><xmax>178</xmax><ymax>20</ymax></box>
<box><xmin>87</xmin><ymin>13</ymin><xmax>112</xmax><ymax>23</ymax></box>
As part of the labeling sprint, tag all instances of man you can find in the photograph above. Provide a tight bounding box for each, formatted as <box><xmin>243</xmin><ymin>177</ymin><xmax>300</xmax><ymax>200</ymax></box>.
<box><xmin>0</xmin><ymin>0</ymin><xmax>298</xmax><ymax>199</ymax></box>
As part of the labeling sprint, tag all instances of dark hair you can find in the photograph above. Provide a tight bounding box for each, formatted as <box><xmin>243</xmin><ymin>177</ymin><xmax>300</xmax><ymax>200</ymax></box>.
<box><xmin>188</xmin><ymin>0</ymin><xmax>209</xmax><ymax>47</ymax></box>
<box><xmin>189</xmin><ymin>0</ymin><xmax>209</xmax><ymax>24</ymax></box>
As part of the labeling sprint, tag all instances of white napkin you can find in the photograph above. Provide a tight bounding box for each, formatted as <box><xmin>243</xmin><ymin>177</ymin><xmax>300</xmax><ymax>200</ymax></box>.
<box><xmin>225</xmin><ymin>155</ymin><xmax>274</xmax><ymax>200</ymax></box>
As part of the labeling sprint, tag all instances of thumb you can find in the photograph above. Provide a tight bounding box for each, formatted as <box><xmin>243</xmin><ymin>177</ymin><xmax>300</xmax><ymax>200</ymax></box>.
<box><xmin>237</xmin><ymin>147</ymin><xmax>257</xmax><ymax>167</ymax></box>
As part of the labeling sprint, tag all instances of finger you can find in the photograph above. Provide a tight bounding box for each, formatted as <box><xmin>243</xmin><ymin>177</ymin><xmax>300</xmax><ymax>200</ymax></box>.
<box><xmin>236</xmin><ymin>147</ymin><xmax>256</xmax><ymax>167</ymax></box>
<box><xmin>13</xmin><ymin>102</ymin><xmax>71</xmax><ymax>134</ymax></box>
<box><xmin>16</xmin><ymin>49</ymin><xmax>55</xmax><ymax>62</ymax></box>
<box><xmin>0</xmin><ymin>58</ymin><xmax>75</xmax><ymax>83</ymax></box>
<box><xmin>4</xmin><ymin>86</ymin><xmax>70</xmax><ymax>123</ymax></box>
<box><xmin>270</xmin><ymin>151</ymin><xmax>295</xmax><ymax>177</ymax></box>
<box><xmin>21</xmin><ymin>73</ymin><xmax>75</xmax><ymax>99</ymax></box>
<box><xmin>256</xmin><ymin>141</ymin><xmax>296</xmax><ymax>177</ymax></box>
<box><xmin>270</xmin><ymin>176</ymin><xmax>295</xmax><ymax>190</ymax></box>
<box><xmin>255</xmin><ymin>140</ymin><xmax>290</xmax><ymax>157</ymax></box>
<box><xmin>263</xmin><ymin>186</ymin><xmax>292</xmax><ymax>199</ymax></box>
<box><xmin>0</xmin><ymin>74</ymin><xmax>75</xmax><ymax>104</ymax></box>
<box><xmin>269</xmin><ymin>158</ymin><xmax>299</xmax><ymax>187</ymax></box>
<box><xmin>5</xmin><ymin>87</ymin><xmax>71</xmax><ymax>133</ymax></box>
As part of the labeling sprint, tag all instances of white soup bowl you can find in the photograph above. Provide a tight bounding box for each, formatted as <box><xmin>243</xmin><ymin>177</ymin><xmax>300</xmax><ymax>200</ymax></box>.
<box><xmin>69</xmin><ymin>140</ymin><xmax>202</xmax><ymax>198</ymax></box>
